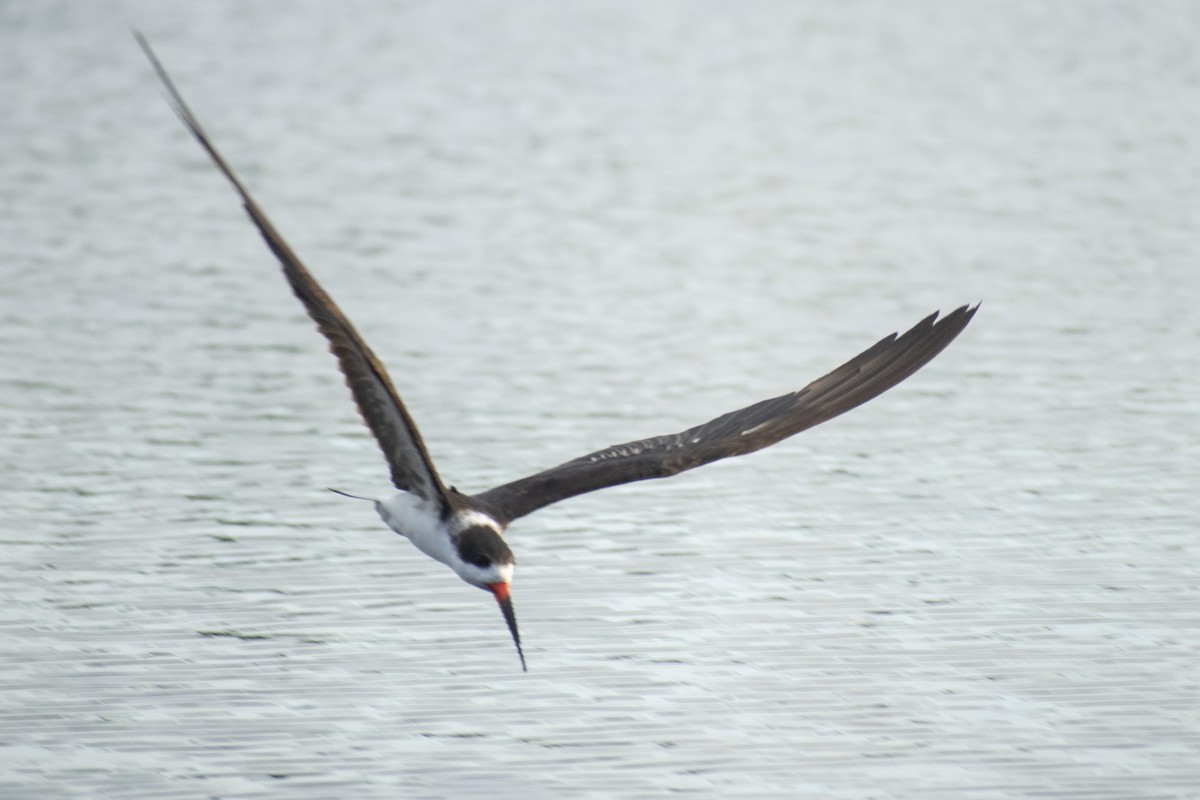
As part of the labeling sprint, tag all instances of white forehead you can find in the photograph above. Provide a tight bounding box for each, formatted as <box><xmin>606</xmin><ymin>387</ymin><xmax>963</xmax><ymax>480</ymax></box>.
<box><xmin>454</xmin><ymin>558</ymin><xmax>515</xmax><ymax>588</ymax></box>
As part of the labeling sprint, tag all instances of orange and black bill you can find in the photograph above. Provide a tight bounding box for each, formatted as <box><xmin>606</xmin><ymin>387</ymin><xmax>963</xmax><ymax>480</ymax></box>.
<box><xmin>490</xmin><ymin>583</ymin><xmax>526</xmax><ymax>672</ymax></box>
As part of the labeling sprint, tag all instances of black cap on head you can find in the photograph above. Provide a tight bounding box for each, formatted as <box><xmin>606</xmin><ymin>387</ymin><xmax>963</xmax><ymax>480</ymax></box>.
<box><xmin>456</xmin><ymin>526</ymin><xmax>515</xmax><ymax>569</ymax></box>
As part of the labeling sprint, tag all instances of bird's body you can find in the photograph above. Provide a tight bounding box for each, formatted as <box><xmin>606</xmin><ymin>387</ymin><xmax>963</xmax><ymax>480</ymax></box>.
<box><xmin>138</xmin><ymin>33</ymin><xmax>977</xmax><ymax>672</ymax></box>
<box><xmin>376</xmin><ymin>494</ymin><xmax>462</xmax><ymax>571</ymax></box>
<box><xmin>378</xmin><ymin>493</ymin><xmax>510</xmax><ymax>589</ymax></box>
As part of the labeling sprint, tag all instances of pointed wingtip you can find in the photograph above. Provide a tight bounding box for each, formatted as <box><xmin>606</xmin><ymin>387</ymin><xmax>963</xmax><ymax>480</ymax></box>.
<box><xmin>957</xmin><ymin>300</ymin><xmax>982</xmax><ymax>319</ymax></box>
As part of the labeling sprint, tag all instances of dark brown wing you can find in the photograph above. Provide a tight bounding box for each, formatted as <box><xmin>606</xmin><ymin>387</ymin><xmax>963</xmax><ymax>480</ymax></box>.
<box><xmin>472</xmin><ymin>304</ymin><xmax>977</xmax><ymax>523</ymax></box>
<box><xmin>137</xmin><ymin>33</ymin><xmax>453</xmax><ymax>507</ymax></box>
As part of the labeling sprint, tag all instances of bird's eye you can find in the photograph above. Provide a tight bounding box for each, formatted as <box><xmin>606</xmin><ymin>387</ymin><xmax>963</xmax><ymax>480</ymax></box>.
<box><xmin>468</xmin><ymin>556</ymin><xmax>491</xmax><ymax>568</ymax></box>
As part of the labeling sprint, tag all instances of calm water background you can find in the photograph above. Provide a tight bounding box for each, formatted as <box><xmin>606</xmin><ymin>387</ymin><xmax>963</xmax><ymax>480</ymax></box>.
<box><xmin>2</xmin><ymin>2</ymin><xmax>1198</xmax><ymax>798</ymax></box>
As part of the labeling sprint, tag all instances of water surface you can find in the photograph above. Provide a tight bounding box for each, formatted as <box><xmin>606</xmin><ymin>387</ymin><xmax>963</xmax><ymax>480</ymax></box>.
<box><xmin>2</xmin><ymin>2</ymin><xmax>1198</xmax><ymax>798</ymax></box>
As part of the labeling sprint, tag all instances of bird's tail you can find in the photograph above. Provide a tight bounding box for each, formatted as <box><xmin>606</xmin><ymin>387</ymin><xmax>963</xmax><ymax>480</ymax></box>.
<box><xmin>327</xmin><ymin>487</ymin><xmax>377</xmax><ymax>503</ymax></box>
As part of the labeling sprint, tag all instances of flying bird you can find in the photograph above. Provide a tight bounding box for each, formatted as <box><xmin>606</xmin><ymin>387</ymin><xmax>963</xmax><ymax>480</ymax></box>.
<box><xmin>137</xmin><ymin>33</ymin><xmax>977</xmax><ymax>672</ymax></box>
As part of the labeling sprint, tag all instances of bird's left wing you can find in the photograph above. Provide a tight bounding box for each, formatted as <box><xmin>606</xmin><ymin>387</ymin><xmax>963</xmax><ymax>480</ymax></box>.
<box><xmin>137</xmin><ymin>33</ymin><xmax>454</xmax><ymax>508</ymax></box>
<box><xmin>472</xmin><ymin>304</ymin><xmax>977</xmax><ymax>524</ymax></box>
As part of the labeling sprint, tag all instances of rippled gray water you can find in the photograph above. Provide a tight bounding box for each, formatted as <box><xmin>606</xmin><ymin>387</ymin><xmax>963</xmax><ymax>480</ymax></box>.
<box><xmin>3</xmin><ymin>2</ymin><xmax>1198</xmax><ymax>798</ymax></box>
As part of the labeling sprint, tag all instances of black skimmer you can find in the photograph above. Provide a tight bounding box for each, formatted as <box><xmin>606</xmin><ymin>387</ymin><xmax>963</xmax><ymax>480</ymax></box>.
<box><xmin>138</xmin><ymin>34</ymin><xmax>977</xmax><ymax>672</ymax></box>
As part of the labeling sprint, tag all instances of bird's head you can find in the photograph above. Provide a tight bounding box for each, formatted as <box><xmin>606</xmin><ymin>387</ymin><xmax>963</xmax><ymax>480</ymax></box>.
<box><xmin>454</xmin><ymin>525</ymin><xmax>526</xmax><ymax>671</ymax></box>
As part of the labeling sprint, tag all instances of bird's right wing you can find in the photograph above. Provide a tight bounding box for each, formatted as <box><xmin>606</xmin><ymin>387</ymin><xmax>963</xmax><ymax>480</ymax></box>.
<box><xmin>473</xmin><ymin>304</ymin><xmax>977</xmax><ymax>524</ymax></box>
<box><xmin>137</xmin><ymin>33</ymin><xmax>453</xmax><ymax>508</ymax></box>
